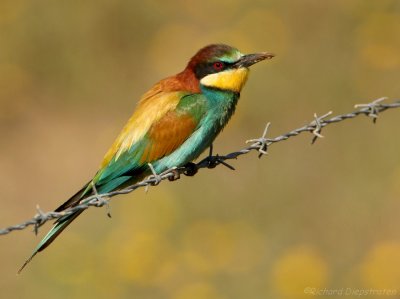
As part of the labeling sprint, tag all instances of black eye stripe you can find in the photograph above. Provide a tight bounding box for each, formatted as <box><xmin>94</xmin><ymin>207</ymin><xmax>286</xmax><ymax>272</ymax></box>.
<box><xmin>214</xmin><ymin>61</ymin><xmax>234</xmax><ymax>67</ymax></box>
<box><xmin>194</xmin><ymin>61</ymin><xmax>235</xmax><ymax>79</ymax></box>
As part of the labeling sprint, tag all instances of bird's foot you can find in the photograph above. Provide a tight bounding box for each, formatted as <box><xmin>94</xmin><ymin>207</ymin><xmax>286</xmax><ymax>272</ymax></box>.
<box><xmin>183</xmin><ymin>162</ymin><xmax>198</xmax><ymax>176</ymax></box>
<box><xmin>205</xmin><ymin>155</ymin><xmax>235</xmax><ymax>170</ymax></box>
<box><xmin>163</xmin><ymin>167</ymin><xmax>180</xmax><ymax>181</ymax></box>
<box><xmin>193</xmin><ymin>144</ymin><xmax>235</xmax><ymax>171</ymax></box>
<box><xmin>208</xmin><ymin>144</ymin><xmax>235</xmax><ymax>170</ymax></box>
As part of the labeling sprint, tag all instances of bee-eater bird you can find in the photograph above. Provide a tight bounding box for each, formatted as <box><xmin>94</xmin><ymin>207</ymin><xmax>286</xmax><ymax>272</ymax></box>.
<box><xmin>19</xmin><ymin>44</ymin><xmax>274</xmax><ymax>272</ymax></box>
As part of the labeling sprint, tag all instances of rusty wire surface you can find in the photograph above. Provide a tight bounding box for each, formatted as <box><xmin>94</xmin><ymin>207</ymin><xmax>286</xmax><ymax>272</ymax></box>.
<box><xmin>1</xmin><ymin>97</ymin><xmax>399</xmax><ymax>236</ymax></box>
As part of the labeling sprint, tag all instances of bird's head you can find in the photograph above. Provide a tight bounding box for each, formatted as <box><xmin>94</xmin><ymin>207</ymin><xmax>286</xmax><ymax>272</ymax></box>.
<box><xmin>186</xmin><ymin>44</ymin><xmax>274</xmax><ymax>93</ymax></box>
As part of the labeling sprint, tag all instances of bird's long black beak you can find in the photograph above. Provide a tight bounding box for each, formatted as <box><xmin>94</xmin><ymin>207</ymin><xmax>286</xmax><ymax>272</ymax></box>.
<box><xmin>234</xmin><ymin>52</ymin><xmax>275</xmax><ymax>68</ymax></box>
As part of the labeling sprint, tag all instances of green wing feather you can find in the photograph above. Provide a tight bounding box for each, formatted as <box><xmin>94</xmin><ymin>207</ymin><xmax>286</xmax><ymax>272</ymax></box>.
<box><xmin>93</xmin><ymin>93</ymin><xmax>208</xmax><ymax>188</ymax></box>
<box><xmin>19</xmin><ymin>93</ymin><xmax>208</xmax><ymax>273</ymax></box>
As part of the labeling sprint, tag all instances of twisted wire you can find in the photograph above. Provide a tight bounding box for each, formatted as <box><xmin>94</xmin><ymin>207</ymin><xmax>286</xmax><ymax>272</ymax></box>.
<box><xmin>1</xmin><ymin>97</ymin><xmax>399</xmax><ymax>236</ymax></box>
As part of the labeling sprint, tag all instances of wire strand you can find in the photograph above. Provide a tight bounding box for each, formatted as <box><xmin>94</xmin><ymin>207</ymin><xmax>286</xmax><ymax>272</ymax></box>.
<box><xmin>1</xmin><ymin>97</ymin><xmax>399</xmax><ymax>236</ymax></box>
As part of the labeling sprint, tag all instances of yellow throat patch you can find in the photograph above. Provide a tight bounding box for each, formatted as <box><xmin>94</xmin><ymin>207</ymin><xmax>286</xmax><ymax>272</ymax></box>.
<box><xmin>200</xmin><ymin>68</ymin><xmax>249</xmax><ymax>92</ymax></box>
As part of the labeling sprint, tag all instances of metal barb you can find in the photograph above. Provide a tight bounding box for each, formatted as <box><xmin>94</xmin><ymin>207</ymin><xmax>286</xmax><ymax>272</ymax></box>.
<box><xmin>354</xmin><ymin>97</ymin><xmax>388</xmax><ymax>124</ymax></box>
<box><xmin>34</xmin><ymin>205</ymin><xmax>46</xmax><ymax>235</ymax></box>
<box><xmin>217</xmin><ymin>157</ymin><xmax>236</xmax><ymax>170</ymax></box>
<box><xmin>147</xmin><ymin>163</ymin><xmax>162</xmax><ymax>186</ymax></box>
<box><xmin>1</xmin><ymin>98</ymin><xmax>399</xmax><ymax>236</ymax></box>
<box><xmin>310</xmin><ymin>111</ymin><xmax>333</xmax><ymax>144</ymax></box>
<box><xmin>91</xmin><ymin>181</ymin><xmax>111</xmax><ymax>218</ymax></box>
<box><xmin>246</xmin><ymin>122</ymin><xmax>272</xmax><ymax>158</ymax></box>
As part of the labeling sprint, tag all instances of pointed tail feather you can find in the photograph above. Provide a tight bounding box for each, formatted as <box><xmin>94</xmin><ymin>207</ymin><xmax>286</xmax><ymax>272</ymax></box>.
<box><xmin>18</xmin><ymin>211</ymin><xmax>83</xmax><ymax>273</ymax></box>
<box><xmin>18</xmin><ymin>182</ymin><xmax>91</xmax><ymax>273</ymax></box>
<box><xmin>55</xmin><ymin>181</ymin><xmax>91</xmax><ymax>212</ymax></box>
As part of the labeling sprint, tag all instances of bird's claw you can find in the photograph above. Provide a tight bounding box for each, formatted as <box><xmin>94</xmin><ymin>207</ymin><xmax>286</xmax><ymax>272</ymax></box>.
<box><xmin>167</xmin><ymin>168</ymin><xmax>181</xmax><ymax>181</ymax></box>
<box><xmin>206</xmin><ymin>155</ymin><xmax>219</xmax><ymax>169</ymax></box>
<box><xmin>202</xmin><ymin>143</ymin><xmax>235</xmax><ymax>170</ymax></box>
<box><xmin>205</xmin><ymin>155</ymin><xmax>235</xmax><ymax>170</ymax></box>
<box><xmin>183</xmin><ymin>162</ymin><xmax>198</xmax><ymax>176</ymax></box>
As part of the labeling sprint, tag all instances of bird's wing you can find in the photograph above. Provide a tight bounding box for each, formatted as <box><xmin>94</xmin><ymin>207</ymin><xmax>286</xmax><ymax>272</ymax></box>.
<box><xmin>54</xmin><ymin>90</ymin><xmax>207</xmax><ymax>213</ymax></box>
<box><xmin>19</xmin><ymin>84</ymin><xmax>207</xmax><ymax>272</ymax></box>
<box><xmin>93</xmin><ymin>91</ymin><xmax>208</xmax><ymax>189</ymax></box>
<box><xmin>101</xmin><ymin>87</ymin><xmax>185</xmax><ymax>168</ymax></box>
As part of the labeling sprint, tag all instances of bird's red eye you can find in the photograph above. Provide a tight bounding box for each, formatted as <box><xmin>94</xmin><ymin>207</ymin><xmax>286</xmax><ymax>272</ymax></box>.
<box><xmin>213</xmin><ymin>61</ymin><xmax>224</xmax><ymax>71</ymax></box>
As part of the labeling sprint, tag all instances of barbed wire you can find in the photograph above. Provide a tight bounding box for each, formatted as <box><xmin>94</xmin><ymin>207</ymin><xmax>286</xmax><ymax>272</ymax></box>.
<box><xmin>1</xmin><ymin>97</ymin><xmax>399</xmax><ymax>236</ymax></box>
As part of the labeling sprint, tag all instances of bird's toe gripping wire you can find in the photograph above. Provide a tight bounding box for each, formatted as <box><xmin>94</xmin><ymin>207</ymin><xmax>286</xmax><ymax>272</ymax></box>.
<box><xmin>160</xmin><ymin>166</ymin><xmax>182</xmax><ymax>182</ymax></box>
<box><xmin>205</xmin><ymin>144</ymin><xmax>235</xmax><ymax>170</ymax></box>
<box><xmin>246</xmin><ymin>122</ymin><xmax>272</xmax><ymax>158</ymax></box>
<box><xmin>145</xmin><ymin>164</ymin><xmax>183</xmax><ymax>192</ymax></box>
<box><xmin>354</xmin><ymin>97</ymin><xmax>388</xmax><ymax>124</ymax></box>
<box><xmin>183</xmin><ymin>162</ymin><xmax>198</xmax><ymax>176</ymax></box>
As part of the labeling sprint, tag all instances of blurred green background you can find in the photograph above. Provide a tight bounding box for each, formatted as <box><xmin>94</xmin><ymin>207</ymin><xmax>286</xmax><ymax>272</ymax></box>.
<box><xmin>1</xmin><ymin>0</ymin><xmax>400</xmax><ymax>298</ymax></box>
